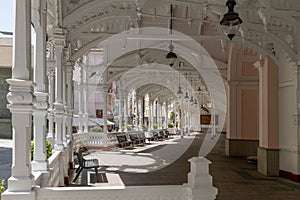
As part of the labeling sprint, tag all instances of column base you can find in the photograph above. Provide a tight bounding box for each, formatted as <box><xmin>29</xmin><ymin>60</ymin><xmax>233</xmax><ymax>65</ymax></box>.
<box><xmin>7</xmin><ymin>175</ymin><xmax>34</xmax><ymax>192</ymax></box>
<box><xmin>1</xmin><ymin>190</ymin><xmax>35</xmax><ymax>200</ymax></box>
<box><xmin>225</xmin><ymin>138</ymin><xmax>258</xmax><ymax>157</ymax></box>
<box><xmin>257</xmin><ymin>147</ymin><xmax>279</xmax><ymax>176</ymax></box>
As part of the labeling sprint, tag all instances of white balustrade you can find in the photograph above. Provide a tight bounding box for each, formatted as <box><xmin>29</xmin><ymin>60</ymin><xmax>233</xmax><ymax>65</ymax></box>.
<box><xmin>35</xmin><ymin>185</ymin><xmax>191</xmax><ymax>200</ymax></box>
<box><xmin>33</xmin><ymin>141</ymin><xmax>73</xmax><ymax>187</ymax></box>
<box><xmin>47</xmin><ymin>151</ymin><xmax>61</xmax><ymax>187</ymax></box>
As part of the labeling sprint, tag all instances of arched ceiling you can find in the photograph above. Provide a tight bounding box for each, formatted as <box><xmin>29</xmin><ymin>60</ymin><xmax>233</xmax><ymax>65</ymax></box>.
<box><xmin>46</xmin><ymin>0</ymin><xmax>300</xmax><ymax>61</ymax></box>
<box><xmin>46</xmin><ymin>0</ymin><xmax>300</xmax><ymax>106</ymax></box>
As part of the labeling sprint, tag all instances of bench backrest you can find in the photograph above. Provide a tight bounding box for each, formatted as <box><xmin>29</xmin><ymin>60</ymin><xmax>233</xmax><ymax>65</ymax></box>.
<box><xmin>117</xmin><ymin>135</ymin><xmax>127</xmax><ymax>143</ymax></box>
<box><xmin>129</xmin><ymin>134</ymin><xmax>138</xmax><ymax>141</ymax></box>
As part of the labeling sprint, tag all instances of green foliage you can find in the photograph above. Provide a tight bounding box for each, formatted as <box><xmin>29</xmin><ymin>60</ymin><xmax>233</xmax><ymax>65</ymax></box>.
<box><xmin>175</xmin><ymin>122</ymin><xmax>179</xmax><ymax>128</ymax></box>
<box><xmin>90</xmin><ymin>126</ymin><xmax>103</xmax><ymax>132</ymax></box>
<box><xmin>127</xmin><ymin>125</ymin><xmax>133</xmax><ymax>131</ymax></box>
<box><xmin>0</xmin><ymin>179</ymin><xmax>5</xmax><ymax>199</ymax></box>
<box><xmin>170</xmin><ymin>111</ymin><xmax>175</xmax><ymax>122</ymax></box>
<box><xmin>46</xmin><ymin>140</ymin><xmax>52</xmax><ymax>159</ymax></box>
<box><xmin>153</xmin><ymin>123</ymin><xmax>158</xmax><ymax>130</ymax></box>
<box><xmin>121</xmin><ymin>125</ymin><xmax>133</xmax><ymax>131</ymax></box>
<box><xmin>142</xmin><ymin>124</ymin><xmax>148</xmax><ymax>131</ymax></box>
<box><xmin>168</xmin><ymin>123</ymin><xmax>174</xmax><ymax>128</ymax></box>
<box><xmin>31</xmin><ymin>140</ymin><xmax>53</xmax><ymax>161</ymax></box>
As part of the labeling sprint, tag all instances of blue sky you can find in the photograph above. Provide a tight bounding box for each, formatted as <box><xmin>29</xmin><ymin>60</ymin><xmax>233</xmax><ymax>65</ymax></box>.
<box><xmin>0</xmin><ymin>0</ymin><xmax>13</xmax><ymax>32</ymax></box>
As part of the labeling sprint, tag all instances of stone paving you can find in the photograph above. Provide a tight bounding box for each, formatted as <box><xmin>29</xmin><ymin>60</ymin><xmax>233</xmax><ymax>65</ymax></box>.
<box><xmin>1</xmin><ymin>134</ymin><xmax>300</xmax><ymax>199</ymax></box>
<box><xmin>71</xmin><ymin>133</ymin><xmax>300</xmax><ymax>199</ymax></box>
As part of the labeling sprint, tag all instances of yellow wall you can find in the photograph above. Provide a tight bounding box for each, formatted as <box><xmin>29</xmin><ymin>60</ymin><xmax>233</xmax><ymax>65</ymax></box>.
<box><xmin>0</xmin><ymin>45</ymin><xmax>13</xmax><ymax>67</ymax></box>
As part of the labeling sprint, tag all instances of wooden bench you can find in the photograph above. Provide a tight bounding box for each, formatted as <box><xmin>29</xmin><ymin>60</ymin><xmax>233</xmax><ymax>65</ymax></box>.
<box><xmin>129</xmin><ymin>133</ymin><xmax>145</xmax><ymax>146</ymax></box>
<box><xmin>153</xmin><ymin>131</ymin><xmax>164</xmax><ymax>141</ymax></box>
<box><xmin>116</xmin><ymin>135</ymin><xmax>134</xmax><ymax>148</ymax></box>
<box><xmin>73</xmin><ymin>148</ymin><xmax>100</xmax><ymax>182</ymax></box>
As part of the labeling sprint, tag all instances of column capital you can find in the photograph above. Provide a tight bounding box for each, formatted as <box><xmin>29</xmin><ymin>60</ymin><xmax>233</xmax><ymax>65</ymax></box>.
<box><xmin>6</xmin><ymin>79</ymin><xmax>34</xmax><ymax>108</ymax></box>
<box><xmin>33</xmin><ymin>92</ymin><xmax>49</xmax><ymax>110</ymax></box>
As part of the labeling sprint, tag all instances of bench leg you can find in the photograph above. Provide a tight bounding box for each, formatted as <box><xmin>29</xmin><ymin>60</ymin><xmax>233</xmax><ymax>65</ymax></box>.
<box><xmin>95</xmin><ymin>167</ymin><xmax>99</xmax><ymax>182</ymax></box>
<box><xmin>73</xmin><ymin>167</ymin><xmax>83</xmax><ymax>182</ymax></box>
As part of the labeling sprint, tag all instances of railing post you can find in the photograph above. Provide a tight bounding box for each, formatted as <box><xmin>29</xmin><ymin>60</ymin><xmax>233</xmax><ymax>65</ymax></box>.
<box><xmin>187</xmin><ymin>157</ymin><xmax>218</xmax><ymax>200</ymax></box>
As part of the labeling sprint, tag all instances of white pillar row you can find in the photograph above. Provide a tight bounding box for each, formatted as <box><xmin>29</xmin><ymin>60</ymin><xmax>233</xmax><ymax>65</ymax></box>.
<box><xmin>47</xmin><ymin>70</ymin><xmax>55</xmax><ymax>144</ymax></box>
<box><xmin>118</xmin><ymin>91</ymin><xmax>122</xmax><ymax>133</ymax></box>
<box><xmin>165</xmin><ymin>102</ymin><xmax>169</xmax><ymax>129</ymax></box>
<box><xmin>139</xmin><ymin>97</ymin><xmax>143</xmax><ymax>130</ymax></box>
<box><xmin>83</xmin><ymin>59</ymin><xmax>89</xmax><ymax>134</ymax></box>
<box><xmin>151</xmin><ymin>100</ymin><xmax>154</xmax><ymax>130</ymax></box>
<box><xmin>102</xmin><ymin>85</ymin><xmax>108</xmax><ymax>134</ymax></box>
<box><xmin>77</xmin><ymin>61</ymin><xmax>84</xmax><ymax>134</ymax></box>
<box><xmin>160</xmin><ymin>102</ymin><xmax>163</xmax><ymax>129</ymax></box>
<box><xmin>32</xmin><ymin>0</ymin><xmax>49</xmax><ymax>172</ymax></box>
<box><xmin>157</xmin><ymin>101</ymin><xmax>161</xmax><ymax>129</ymax></box>
<box><xmin>155</xmin><ymin>100</ymin><xmax>158</xmax><ymax>128</ymax></box>
<box><xmin>66</xmin><ymin>62</ymin><xmax>74</xmax><ymax>140</ymax></box>
<box><xmin>53</xmin><ymin>29</ymin><xmax>65</xmax><ymax>152</ymax></box>
<box><xmin>135</xmin><ymin>95</ymin><xmax>139</xmax><ymax>130</ymax></box>
<box><xmin>62</xmin><ymin>51</ymin><xmax>67</xmax><ymax>145</ymax></box>
<box><xmin>124</xmin><ymin>92</ymin><xmax>128</xmax><ymax>132</ymax></box>
<box><xmin>4</xmin><ymin>0</ymin><xmax>35</xmax><ymax>195</ymax></box>
<box><xmin>174</xmin><ymin>101</ymin><xmax>177</xmax><ymax>129</ymax></box>
<box><xmin>156</xmin><ymin>101</ymin><xmax>160</xmax><ymax>129</ymax></box>
<box><xmin>180</xmin><ymin>101</ymin><xmax>184</xmax><ymax>138</ymax></box>
<box><xmin>148</xmin><ymin>100</ymin><xmax>152</xmax><ymax>131</ymax></box>
<box><xmin>184</xmin><ymin>110</ymin><xmax>187</xmax><ymax>134</ymax></box>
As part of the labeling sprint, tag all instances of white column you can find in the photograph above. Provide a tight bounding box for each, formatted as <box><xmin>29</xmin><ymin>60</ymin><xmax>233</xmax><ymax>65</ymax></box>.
<box><xmin>66</xmin><ymin>62</ymin><xmax>74</xmax><ymax>140</ymax></box>
<box><xmin>47</xmin><ymin>70</ymin><xmax>55</xmax><ymax>144</ymax></box>
<box><xmin>83</xmin><ymin>64</ymin><xmax>89</xmax><ymax>134</ymax></box>
<box><xmin>78</xmin><ymin>61</ymin><xmax>84</xmax><ymax>134</ymax></box>
<box><xmin>184</xmin><ymin>111</ymin><xmax>187</xmax><ymax>134</ymax></box>
<box><xmin>124</xmin><ymin>92</ymin><xmax>128</xmax><ymax>132</ymax></box>
<box><xmin>151</xmin><ymin>101</ymin><xmax>154</xmax><ymax>130</ymax></box>
<box><xmin>4</xmin><ymin>0</ymin><xmax>35</xmax><ymax>195</ymax></box>
<box><xmin>62</xmin><ymin>51</ymin><xmax>67</xmax><ymax>145</ymax></box>
<box><xmin>102</xmin><ymin>85</ymin><xmax>108</xmax><ymax>134</ymax></box>
<box><xmin>180</xmin><ymin>101</ymin><xmax>184</xmax><ymax>138</ymax></box>
<box><xmin>118</xmin><ymin>91</ymin><xmax>122</xmax><ymax>132</ymax></box>
<box><xmin>53</xmin><ymin>29</ymin><xmax>65</xmax><ymax>151</ymax></box>
<box><xmin>174</xmin><ymin>101</ymin><xmax>177</xmax><ymax>129</ymax></box>
<box><xmin>148</xmin><ymin>100</ymin><xmax>152</xmax><ymax>131</ymax></box>
<box><xmin>139</xmin><ymin>97</ymin><xmax>143</xmax><ymax>130</ymax></box>
<box><xmin>157</xmin><ymin>101</ymin><xmax>161</xmax><ymax>129</ymax></box>
<box><xmin>32</xmin><ymin>0</ymin><xmax>49</xmax><ymax>172</ymax></box>
<box><xmin>188</xmin><ymin>103</ymin><xmax>191</xmax><ymax>136</ymax></box>
<box><xmin>165</xmin><ymin>102</ymin><xmax>168</xmax><ymax>129</ymax></box>
<box><xmin>134</xmin><ymin>95</ymin><xmax>139</xmax><ymax>130</ymax></box>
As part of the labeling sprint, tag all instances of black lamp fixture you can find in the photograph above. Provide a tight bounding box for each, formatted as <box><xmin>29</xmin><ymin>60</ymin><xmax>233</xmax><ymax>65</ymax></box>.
<box><xmin>194</xmin><ymin>98</ymin><xmax>198</xmax><ymax>105</ymax></box>
<box><xmin>177</xmin><ymin>61</ymin><xmax>183</xmax><ymax>98</ymax></box>
<box><xmin>220</xmin><ymin>0</ymin><xmax>243</xmax><ymax>40</ymax></box>
<box><xmin>166</xmin><ymin>4</ymin><xmax>177</xmax><ymax>67</ymax></box>
<box><xmin>190</xmin><ymin>96</ymin><xmax>194</xmax><ymax>103</ymax></box>
<box><xmin>184</xmin><ymin>73</ymin><xmax>189</xmax><ymax>101</ymax></box>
